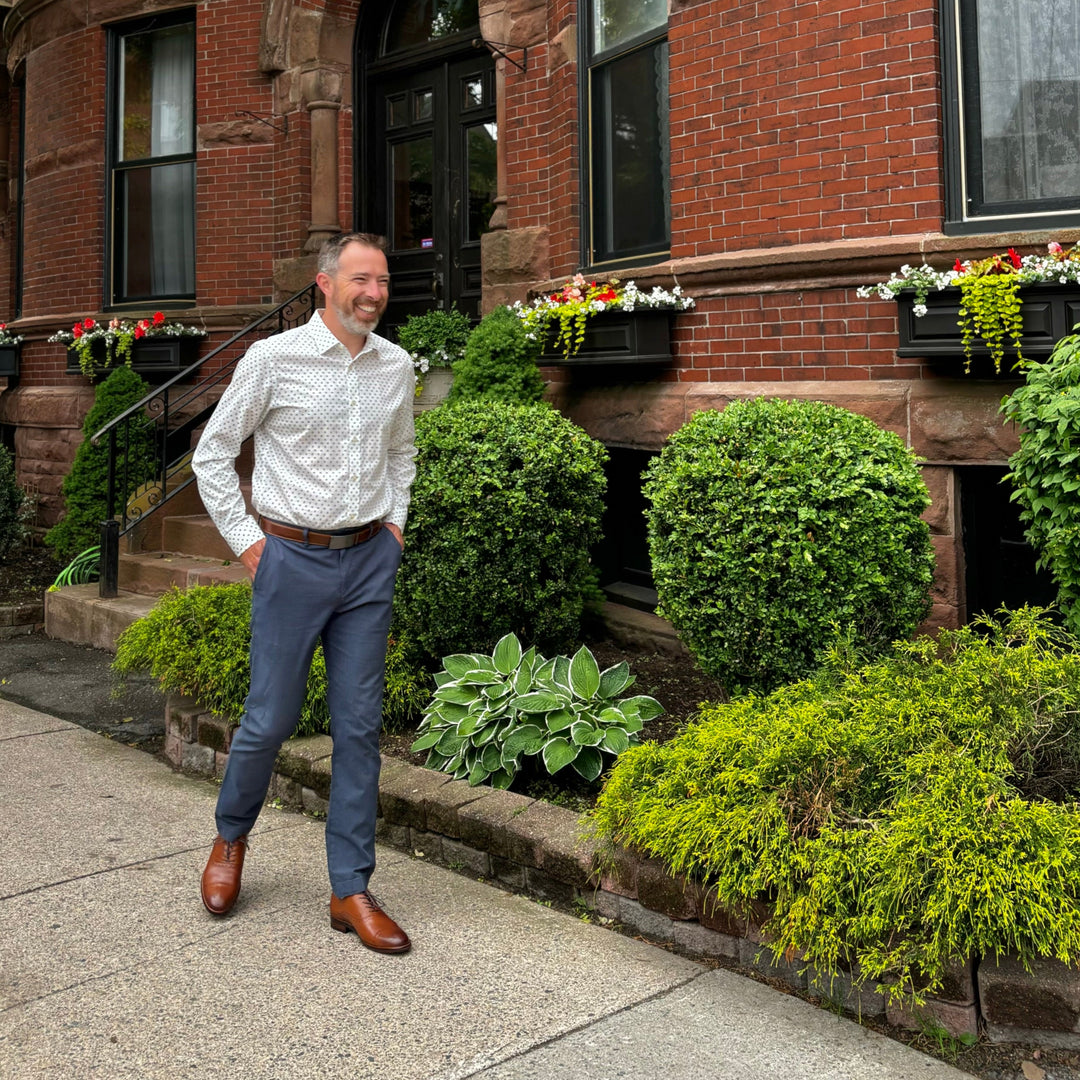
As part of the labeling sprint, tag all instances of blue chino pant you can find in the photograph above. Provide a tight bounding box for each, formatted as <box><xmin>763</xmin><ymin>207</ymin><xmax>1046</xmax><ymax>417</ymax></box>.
<box><xmin>215</xmin><ymin>527</ymin><xmax>402</xmax><ymax>898</ymax></box>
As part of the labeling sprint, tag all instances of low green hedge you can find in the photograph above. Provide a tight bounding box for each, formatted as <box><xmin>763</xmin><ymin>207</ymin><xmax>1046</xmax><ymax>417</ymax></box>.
<box><xmin>589</xmin><ymin>608</ymin><xmax>1080</xmax><ymax>1001</ymax></box>
<box><xmin>113</xmin><ymin>582</ymin><xmax>430</xmax><ymax>735</ymax></box>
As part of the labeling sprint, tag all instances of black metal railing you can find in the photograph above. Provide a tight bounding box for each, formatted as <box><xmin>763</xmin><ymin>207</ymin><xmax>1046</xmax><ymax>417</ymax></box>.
<box><xmin>91</xmin><ymin>283</ymin><xmax>320</xmax><ymax>596</ymax></box>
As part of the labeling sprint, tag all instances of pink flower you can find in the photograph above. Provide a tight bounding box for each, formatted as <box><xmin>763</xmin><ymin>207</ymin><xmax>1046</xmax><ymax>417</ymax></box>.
<box><xmin>1050</xmin><ymin>241</ymin><xmax>1064</xmax><ymax>255</ymax></box>
<box><xmin>109</xmin><ymin>319</ymin><xmax>120</xmax><ymax>330</ymax></box>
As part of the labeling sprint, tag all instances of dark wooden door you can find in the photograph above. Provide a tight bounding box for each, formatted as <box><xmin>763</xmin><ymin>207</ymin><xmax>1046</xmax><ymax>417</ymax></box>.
<box><xmin>369</xmin><ymin>55</ymin><xmax>495</xmax><ymax>333</ymax></box>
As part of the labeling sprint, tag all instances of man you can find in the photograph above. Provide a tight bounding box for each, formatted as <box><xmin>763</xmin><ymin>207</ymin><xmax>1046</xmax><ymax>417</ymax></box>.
<box><xmin>191</xmin><ymin>232</ymin><xmax>416</xmax><ymax>953</ymax></box>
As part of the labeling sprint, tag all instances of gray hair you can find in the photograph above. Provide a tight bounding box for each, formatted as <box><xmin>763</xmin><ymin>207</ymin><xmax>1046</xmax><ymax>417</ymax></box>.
<box><xmin>317</xmin><ymin>232</ymin><xmax>388</xmax><ymax>276</ymax></box>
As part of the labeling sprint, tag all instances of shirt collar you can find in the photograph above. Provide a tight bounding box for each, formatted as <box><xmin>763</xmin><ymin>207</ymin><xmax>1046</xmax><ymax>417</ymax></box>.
<box><xmin>307</xmin><ymin>309</ymin><xmax>385</xmax><ymax>361</ymax></box>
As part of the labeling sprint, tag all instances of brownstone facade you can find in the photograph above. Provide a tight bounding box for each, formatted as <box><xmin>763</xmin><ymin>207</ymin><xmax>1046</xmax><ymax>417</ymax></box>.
<box><xmin>0</xmin><ymin>0</ymin><xmax>1075</xmax><ymax>619</ymax></box>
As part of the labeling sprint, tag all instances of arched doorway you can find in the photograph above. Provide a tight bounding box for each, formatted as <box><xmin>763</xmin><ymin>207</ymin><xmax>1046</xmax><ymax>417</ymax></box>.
<box><xmin>357</xmin><ymin>0</ymin><xmax>497</xmax><ymax>331</ymax></box>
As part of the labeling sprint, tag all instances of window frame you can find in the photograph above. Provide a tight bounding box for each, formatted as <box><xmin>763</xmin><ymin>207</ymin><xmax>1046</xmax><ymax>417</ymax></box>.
<box><xmin>942</xmin><ymin>0</ymin><xmax>1080</xmax><ymax>235</ymax></box>
<box><xmin>104</xmin><ymin>9</ymin><xmax>197</xmax><ymax>309</ymax></box>
<box><xmin>578</xmin><ymin>5</ymin><xmax>671</xmax><ymax>270</ymax></box>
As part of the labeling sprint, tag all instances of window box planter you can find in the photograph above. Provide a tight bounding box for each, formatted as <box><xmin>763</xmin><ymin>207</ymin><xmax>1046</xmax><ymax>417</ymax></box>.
<box><xmin>896</xmin><ymin>283</ymin><xmax>1080</xmax><ymax>361</ymax></box>
<box><xmin>0</xmin><ymin>344</ymin><xmax>20</xmax><ymax>378</ymax></box>
<box><xmin>65</xmin><ymin>335</ymin><xmax>202</xmax><ymax>379</ymax></box>
<box><xmin>538</xmin><ymin>308</ymin><xmax>675</xmax><ymax>366</ymax></box>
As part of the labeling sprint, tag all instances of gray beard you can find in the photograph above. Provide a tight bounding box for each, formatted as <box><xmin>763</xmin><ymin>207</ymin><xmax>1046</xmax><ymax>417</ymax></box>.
<box><xmin>334</xmin><ymin>301</ymin><xmax>378</xmax><ymax>337</ymax></box>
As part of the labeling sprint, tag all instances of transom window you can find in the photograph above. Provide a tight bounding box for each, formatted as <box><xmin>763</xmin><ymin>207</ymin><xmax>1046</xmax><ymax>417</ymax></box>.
<box><xmin>582</xmin><ymin>0</ymin><xmax>670</xmax><ymax>268</ymax></box>
<box><xmin>944</xmin><ymin>0</ymin><xmax>1080</xmax><ymax>233</ymax></box>
<box><xmin>382</xmin><ymin>0</ymin><xmax>479</xmax><ymax>54</ymax></box>
<box><xmin>107</xmin><ymin>13</ymin><xmax>196</xmax><ymax>303</ymax></box>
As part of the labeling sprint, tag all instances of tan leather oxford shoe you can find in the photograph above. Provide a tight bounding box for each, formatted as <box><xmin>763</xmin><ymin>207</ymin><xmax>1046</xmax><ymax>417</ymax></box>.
<box><xmin>330</xmin><ymin>891</ymin><xmax>411</xmax><ymax>953</ymax></box>
<box><xmin>200</xmin><ymin>835</ymin><xmax>248</xmax><ymax>915</ymax></box>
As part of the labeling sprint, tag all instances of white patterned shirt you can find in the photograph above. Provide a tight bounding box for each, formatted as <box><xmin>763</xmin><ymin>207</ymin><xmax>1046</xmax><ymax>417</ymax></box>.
<box><xmin>192</xmin><ymin>310</ymin><xmax>416</xmax><ymax>557</ymax></box>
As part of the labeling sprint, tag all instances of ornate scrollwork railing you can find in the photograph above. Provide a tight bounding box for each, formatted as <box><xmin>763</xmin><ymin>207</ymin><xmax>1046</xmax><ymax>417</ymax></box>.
<box><xmin>90</xmin><ymin>283</ymin><xmax>320</xmax><ymax>596</ymax></box>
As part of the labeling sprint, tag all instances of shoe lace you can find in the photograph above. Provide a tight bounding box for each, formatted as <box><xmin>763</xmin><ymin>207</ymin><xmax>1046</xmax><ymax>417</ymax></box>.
<box><xmin>358</xmin><ymin>891</ymin><xmax>384</xmax><ymax>912</ymax></box>
<box><xmin>218</xmin><ymin>836</ymin><xmax>248</xmax><ymax>862</ymax></box>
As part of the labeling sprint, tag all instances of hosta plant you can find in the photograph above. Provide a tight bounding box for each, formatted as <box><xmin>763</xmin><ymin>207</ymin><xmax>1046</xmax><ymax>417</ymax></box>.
<box><xmin>410</xmin><ymin>633</ymin><xmax>663</xmax><ymax>789</ymax></box>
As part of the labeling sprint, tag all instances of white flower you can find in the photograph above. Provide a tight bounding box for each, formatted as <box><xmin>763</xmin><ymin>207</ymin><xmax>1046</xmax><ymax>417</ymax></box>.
<box><xmin>913</xmin><ymin>304</ymin><xmax>928</xmax><ymax>317</ymax></box>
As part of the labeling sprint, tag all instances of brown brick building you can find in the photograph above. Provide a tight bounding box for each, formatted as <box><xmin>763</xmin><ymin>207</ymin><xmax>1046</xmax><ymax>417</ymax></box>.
<box><xmin>0</xmin><ymin>0</ymin><xmax>1076</xmax><ymax>627</ymax></box>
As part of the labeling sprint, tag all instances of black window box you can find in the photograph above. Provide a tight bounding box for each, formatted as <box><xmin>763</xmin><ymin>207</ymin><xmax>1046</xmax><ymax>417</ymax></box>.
<box><xmin>66</xmin><ymin>336</ymin><xmax>202</xmax><ymax>378</ymax></box>
<box><xmin>538</xmin><ymin>308</ymin><xmax>674</xmax><ymax>365</ymax></box>
<box><xmin>896</xmin><ymin>284</ymin><xmax>1080</xmax><ymax>361</ymax></box>
<box><xmin>0</xmin><ymin>345</ymin><xmax>20</xmax><ymax>378</ymax></box>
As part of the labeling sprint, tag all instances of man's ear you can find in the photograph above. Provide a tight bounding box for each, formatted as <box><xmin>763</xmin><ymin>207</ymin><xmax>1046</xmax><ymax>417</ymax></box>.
<box><xmin>315</xmin><ymin>272</ymin><xmax>332</xmax><ymax>299</ymax></box>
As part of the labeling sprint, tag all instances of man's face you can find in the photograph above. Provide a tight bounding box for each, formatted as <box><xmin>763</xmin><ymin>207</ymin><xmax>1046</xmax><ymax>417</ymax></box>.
<box><xmin>320</xmin><ymin>242</ymin><xmax>390</xmax><ymax>337</ymax></box>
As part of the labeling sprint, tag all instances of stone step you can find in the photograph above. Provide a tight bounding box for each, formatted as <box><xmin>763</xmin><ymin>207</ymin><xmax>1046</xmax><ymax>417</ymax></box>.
<box><xmin>44</xmin><ymin>584</ymin><xmax>158</xmax><ymax>652</ymax></box>
<box><xmin>118</xmin><ymin>550</ymin><xmax>249</xmax><ymax>596</ymax></box>
<box><xmin>159</xmin><ymin>514</ymin><xmax>236</xmax><ymax>561</ymax></box>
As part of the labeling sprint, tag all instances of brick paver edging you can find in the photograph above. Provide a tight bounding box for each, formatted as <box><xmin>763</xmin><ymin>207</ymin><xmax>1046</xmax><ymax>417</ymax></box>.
<box><xmin>164</xmin><ymin>694</ymin><xmax>1080</xmax><ymax>1048</ymax></box>
<box><xmin>0</xmin><ymin>600</ymin><xmax>44</xmax><ymax>638</ymax></box>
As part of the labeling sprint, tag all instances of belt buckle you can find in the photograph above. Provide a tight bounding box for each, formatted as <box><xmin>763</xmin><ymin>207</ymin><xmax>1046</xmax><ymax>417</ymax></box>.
<box><xmin>327</xmin><ymin>533</ymin><xmax>354</xmax><ymax>550</ymax></box>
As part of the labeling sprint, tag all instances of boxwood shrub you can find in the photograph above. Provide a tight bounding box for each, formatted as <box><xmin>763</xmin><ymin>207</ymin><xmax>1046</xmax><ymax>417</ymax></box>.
<box><xmin>644</xmin><ymin>398</ymin><xmax>935</xmax><ymax>694</ymax></box>
<box><xmin>589</xmin><ymin>608</ymin><xmax>1080</xmax><ymax>1002</ymax></box>
<box><xmin>113</xmin><ymin>582</ymin><xmax>430</xmax><ymax>735</ymax></box>
<box><xmin>446</xmin><ymin>305</ymin><xmax>545</xmax><ymax>406</ymax></box>
<box><xmin>395</xmin><ymin>402</ymin><xmax>607</xmax><ymax>659</ymax></box>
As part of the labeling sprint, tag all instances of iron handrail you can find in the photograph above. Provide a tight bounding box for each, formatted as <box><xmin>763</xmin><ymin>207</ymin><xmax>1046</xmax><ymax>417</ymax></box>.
<box><xmin>92</xmin><ymin>283</ymin><xmax>320</xmax><ymax>596</ymax></box>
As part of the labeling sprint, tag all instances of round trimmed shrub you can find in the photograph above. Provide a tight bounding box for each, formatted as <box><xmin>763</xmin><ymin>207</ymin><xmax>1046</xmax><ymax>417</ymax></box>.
<box><xmin>446</xmin><ymin>305</ymin><xmax>545</xmax><ymax>406</ymax></box>
<box><xmin>644</xmin><ymin>398</ymin><xmax>935</xmax><ymax>694</ymax></box>
<box><xmin>395</xmin><ymin>402</ymin><xmax>607</xmax><ymax>658</ymax></box>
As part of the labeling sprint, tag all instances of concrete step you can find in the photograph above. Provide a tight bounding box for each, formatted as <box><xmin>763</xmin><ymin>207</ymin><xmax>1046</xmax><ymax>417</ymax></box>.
<box><xmin>45</xmin><ymin>584</ymin><xmax>159</xmax><ymax>652</ymax></box>
<box><xmin>118</xmin><ymin>551</ymin><xmax>249</xmax><ymax>596</ymax></box>
<box><xmin>159</xmin><ymin>514</ymin><xmax>236</xmax><ymax>561</ymax></box>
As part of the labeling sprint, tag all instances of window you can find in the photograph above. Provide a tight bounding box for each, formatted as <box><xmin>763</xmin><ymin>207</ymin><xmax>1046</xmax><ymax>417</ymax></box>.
<box><xmin>944</xmin><ymin>0</ymin><xmax>1080</xmax><ymax>233</ymax></box>
<box><xmin>107</xmin><ymin>13</ymin><xmax>196</xmax><ymax>304</ymax></box>
<box><xmin>583</xmin><ymin>0</ymin><xmax>670</xmax><ymax>266</ymax></box>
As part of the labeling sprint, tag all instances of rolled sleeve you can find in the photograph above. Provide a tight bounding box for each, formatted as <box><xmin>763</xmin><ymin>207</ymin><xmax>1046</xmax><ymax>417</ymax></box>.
<box><xmin>191</xmin><ymin>345</ymin><xmax>272</xmax><ymax>556</ymax></box>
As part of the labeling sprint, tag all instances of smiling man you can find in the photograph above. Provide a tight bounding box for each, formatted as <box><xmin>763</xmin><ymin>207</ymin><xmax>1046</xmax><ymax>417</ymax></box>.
<box><xmin>191</xmin><ymin>232</ymin><xmax>417</xmax><ymax>952</ymax></box>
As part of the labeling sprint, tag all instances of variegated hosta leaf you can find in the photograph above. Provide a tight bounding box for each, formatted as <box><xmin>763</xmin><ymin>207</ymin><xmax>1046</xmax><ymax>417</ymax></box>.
<box><xmin>601</xmin><ymin>727</ymin><xmax>630</xmax><ymax>754</ymax></box>
<box><xmin>598</xmin><ymin>662</ymin><xmax>634</xmax><ymax>699</ymax></box>
<box><xmin>435</xmin><ymin>685</ymin><xmax>481</xmax><ymax>705</ymax></box>
<box><xmin>619</xmin><ymin>695</ymin><xmax>665</xmax><ymax>721</ymax></box>
<box><xmin>442</xmin><ymin>654</ymin><xmax>478</xmax><ymax>679</ymax></box>
<box><xmin>511</xmin><ymin>690</ymin><xmax>565</xmax><ymax>713</ymax></box>
<box><xmin>483</xmin><ymin>682</ymin><xmax>513</xmax><ymax>700</ymax></box>
<box><xmin>481</xmin><ymin>743</ymin><xmax>502</xmax><ymax>774</ymax></box>
<box><xmin>490</xmin><ymin>768</ymin><xmax>515</xmax><ymax>789</ymax></box>
<box><xmin>501</xmin><ymin>724</ymin><xmax>544</xmax><ymax>762</ymax></box>
<box><xmin>570</xmin><ymin>720</ymin><xmax>604</xmax><ymax>746</ymax></box>
<box><xmin>597</xmin><ymin>706</ymin><xmax>627</xmax><ymax>725</ymax></box>
<box><xmin>545</xmin><ymin>709</ymin><xmax>575</xmax><ymax>733</ymax></box>
<box><xmin>493</xmin><ymin>632</ymin><xmax>523</xmax><ymax>675</ymax></box>
<box><xmin>512</xmin><ymin>665</ymin><xmax>533</xmax><ymax>696</ymax></box>
<box><xmin>552</xmin><ymin>655</ymin><xmax>572</xmax><ymax>691</ymax></box>
<box><xmin>410</xmin><ymin>729</ymin><xmax>443</xmax><ymax>752</ymax></box>
<box><xmin>541</xmin><ymin>737</ymin><xmax>579</xmax><ymax>774</ymax></box>
<box><xmin>438</xmin><ymin>732</ymin><xmax>466</xmax><ymax>757</ymax></box>
<box><xmin>571</xmin><ymin>746</ymin><xmax>604</xmax><ymax>782</ymax></box>
<box><xmin>569</xmin><ymin>646</ymin><xmax>601</xmax><ymax>699</ymax></box>
<box><xmin>432</xmin><ymin>702</ymin><xmax>470</xmax><ymax>724</ymax></box>
<box><xmin>622</xmin><ymin>715</ymin><xmax>643</xmax><ymax>735</ymax></box>
<box><xmin>468</xmin><ymin>762</ymin><xmax>490</xmax><ymax>787</ymax></box>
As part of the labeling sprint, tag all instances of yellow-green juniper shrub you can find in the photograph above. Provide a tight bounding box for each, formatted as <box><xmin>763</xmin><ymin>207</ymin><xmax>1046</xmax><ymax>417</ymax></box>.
<box><xmin>589</xmin><ymin>608</ymin><xmax>1080</xmax><ymax>1002</ymax></box>
<box><xmin>113</xmin><ymin>582</ymin><xmax>430</xmax><ymax>734</ymax></box>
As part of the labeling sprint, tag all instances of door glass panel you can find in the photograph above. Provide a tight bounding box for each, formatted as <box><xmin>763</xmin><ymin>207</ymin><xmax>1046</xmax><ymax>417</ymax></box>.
<box><xmin>591</xmin><ymin>0</ymin><xmax>666</xmax><ymax>55</ymax></box>
<box><xmin>118</xmin><ymin>161</ymin><xmax>195</xmax><ymax>296</ymax></box>
<box><xmin>391</xmin><ymin>137</ymin><xmax>435</xmax><ymax>250</ymax></box>
<box><xmin>383</xmin><ymin>0</ymin><xmax>480</xmax><ymax>53</ymax></box>
<box><xmin>466</xmin><ymin>122</ymin><xmax>497</xmax><ymax>242</ymax></box>
<box><xmin>414</xmin><ymin>89</ymin><xmax>434</xmax><ymax>122</ymax></box>
<box><xmin>463</xmin><ymin>76</ymin><xmax>484</xmax><ymax>109</ymax></box>
<box><xmin>387</xmin><ymin>94</ymin><xmax>407</xmax><ymax>128</ymax></box>
<box><xmin>119</xmin><ymin>22</ymin><xmax>195</xmax><ymax>161</ymax></box>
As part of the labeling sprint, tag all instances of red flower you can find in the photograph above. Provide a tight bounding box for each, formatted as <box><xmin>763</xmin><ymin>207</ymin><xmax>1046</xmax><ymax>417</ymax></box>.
<box><xmin>83</xmin><ymin>318</ymin><xmax>96</xmax><ymax>330</ymax></box>
<box><xmin>954</xmin><ymin>258</ymin><xmax>963</xmax><ymax>272</ymax></box>
<box><xmin>152</xmin><ymin>311</ymin><xmax>165</xmax><ymax>326</ymax></box>
<box><xmin>72</xmin><ymin>324</ymin><xmax>83</xmax><ymax>338</ymax></box>
<box><xmin>134</xmin><ymin>326</ymin><xmax>146</xmax><ymax>340</ymax></box>
<box><xmin>597</xmin><ymin>287</ymin><xmax>617</xmax><ymax>302</ymax></box>
<box><xmin>1008</xmin><ymin>247</ymin><xmax>1021</xmax><ymax>269</ymax></box>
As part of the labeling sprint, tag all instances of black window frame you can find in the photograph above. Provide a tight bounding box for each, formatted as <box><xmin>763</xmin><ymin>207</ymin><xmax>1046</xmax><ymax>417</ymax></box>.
<box><xmin>942</xmin><ymin>0</ymin><xmax>1080</xmax><ymax>235</ymax></box>
<box><xmin>104</xmin><ymin>9</ymin><xmax>197</xmax><ymax>309</ymax></box>
<box><xmin>578</xmin><ymin>3</ymin><xmax>670</xmax><ymax>270</ymax></box>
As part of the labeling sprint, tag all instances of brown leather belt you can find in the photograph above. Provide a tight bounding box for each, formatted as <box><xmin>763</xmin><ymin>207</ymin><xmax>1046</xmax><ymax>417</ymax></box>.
<box><xmin>258</xmin><ymin>515</ymin><xmax>382</xmax><ymax>550</ymax></box>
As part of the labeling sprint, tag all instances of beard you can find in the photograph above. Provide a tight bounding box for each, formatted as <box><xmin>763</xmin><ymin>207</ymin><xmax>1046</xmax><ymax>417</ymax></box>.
<box><xmin>333</xmin><ymin>297</ymin><xmax>382</xmax><ymax>337</ymax></box>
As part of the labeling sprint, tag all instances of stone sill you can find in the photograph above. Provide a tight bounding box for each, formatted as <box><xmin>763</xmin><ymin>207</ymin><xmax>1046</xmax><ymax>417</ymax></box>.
<box><xmin>165</xmin><ymin>693</ymin><xmax>1080</xmax><ymax>1048</ymax></box>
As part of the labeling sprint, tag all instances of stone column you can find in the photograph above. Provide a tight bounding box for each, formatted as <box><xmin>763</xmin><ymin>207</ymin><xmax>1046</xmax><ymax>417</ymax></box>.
<box><xmin>302</xmin><ymin>71</ymin><xmax>343</xmax><ymax>253</ymax></box>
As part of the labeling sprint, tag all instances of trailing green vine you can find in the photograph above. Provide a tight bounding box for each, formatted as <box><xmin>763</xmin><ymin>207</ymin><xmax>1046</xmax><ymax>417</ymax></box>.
<box><xmin>957</xmin><ymin>257</ymin><xmax>1025</xmax><ymax>373</ymax></box>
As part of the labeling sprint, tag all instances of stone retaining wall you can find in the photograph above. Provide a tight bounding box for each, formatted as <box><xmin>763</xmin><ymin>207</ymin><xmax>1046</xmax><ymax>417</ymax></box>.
<box><xmin>0</xmin><ymin>599</ymin><xmax>45</xmax><ymax>637</ymax></box>
<box><xmin>165</xmin><ymin>693</ymin><xmax>1080</xmax><ymax>1048</ymax></box>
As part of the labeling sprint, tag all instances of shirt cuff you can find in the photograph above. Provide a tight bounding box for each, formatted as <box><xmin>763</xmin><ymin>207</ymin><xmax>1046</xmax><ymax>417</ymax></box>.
<box><xmin>223</xmin><ymin>516</ymin><xmax>266</xmax><ymax>558</ymax></box>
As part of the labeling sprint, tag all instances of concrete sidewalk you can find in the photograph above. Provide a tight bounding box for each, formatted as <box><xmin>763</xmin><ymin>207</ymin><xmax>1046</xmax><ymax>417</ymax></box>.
<box><xmin>0</xmin><ymin>700</ymin><xmax>972</xmax><ymax>1080</ymax></box>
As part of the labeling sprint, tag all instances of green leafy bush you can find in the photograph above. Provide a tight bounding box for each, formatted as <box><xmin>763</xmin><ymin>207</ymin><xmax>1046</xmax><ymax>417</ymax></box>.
<box><xmin>395</xmin><ymin>402</ymin><xmax>607</xmax><ymax>659</ymax></box>
<box><xmin>396</xmin><ymin>306</ymin><xmax>472</xmax><ymax>387</ymax></box>
<box><xmin>1003</xmin><ymin>331</ymin><xmax>1080</xmax><ymax>632</ymax></box>
<box><xmin>113</xmin><ymin>582</ymin><xmax>430</xmax><ymax>734</ymax></box>
<box><xmin>590</xmin><ymin>609</ymin><xmax>1080</xmax><ymax>1001</ymax></box>
<box><xmin>410</xmin><ymin>632</ymin><xmax>662</xmax><ymax>788</ymax></box>
<box><xmin>45</xmin><ymin>367</ymin><xmax>157</xmax><ymax>564</ymax></box>
<box><xmin>0</xmin><ymin>444</ymin><xmax>27</xmax><ymax>561</ymax></box>
<box><xmin>446</xmin><ymin>305</ymin><xmax>545</xmax><ymax>405</ymax></box>
<box><xmin>644</xmin><ymin>398</ymin><xmax>935</xmax><ymax>694</ymax></box>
